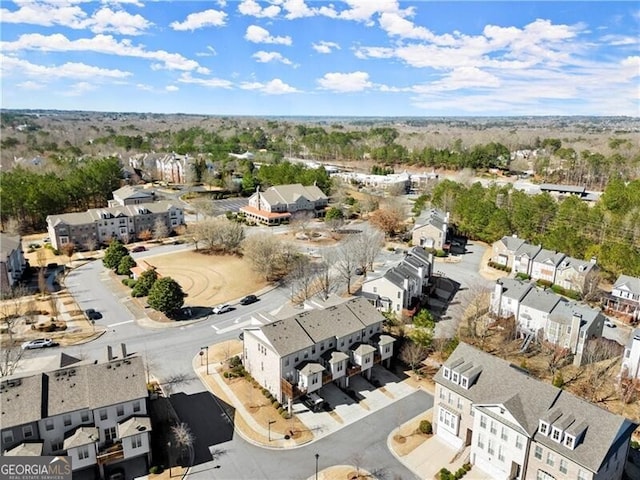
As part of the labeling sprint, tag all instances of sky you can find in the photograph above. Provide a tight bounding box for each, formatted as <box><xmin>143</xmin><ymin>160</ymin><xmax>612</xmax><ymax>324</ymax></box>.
<box><xmin>1</xmin><ymin>1</ymin><xmax>639</xmax><ymax>117</ymax></box>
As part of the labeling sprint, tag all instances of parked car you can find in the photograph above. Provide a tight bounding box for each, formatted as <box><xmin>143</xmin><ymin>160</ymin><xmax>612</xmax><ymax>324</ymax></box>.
<box><xmin>22</xmin><ymin>338</ymin><xmax>56</xmax><ymax>350</ymax></box>
<box><xmin>240</xmin><ymin>295</ymin><xmax>258</xmax><ymax>305</ymax></box>
<box><xmin>131</xmin><ymin>245</ymin><xmax>147</xmax><ymax>253</ymax></box>
<box><xmin>302</xmin><ymin>392</ymin><xmax>326</xmax><ymax>412</ymax></box>
<box><xmin>212</xmin><ymin>304</ymin><xmax>232</xmax><ymax>314</ymax></box>
<box><xmin>605</xmin><ymin>319</ymin><xmax>616</xmax><ymax>328</ymax></box>
<box><xmin>85</xmin><ymin>308</ymin><xmax>102</xmax><ymax>320</ymax></box>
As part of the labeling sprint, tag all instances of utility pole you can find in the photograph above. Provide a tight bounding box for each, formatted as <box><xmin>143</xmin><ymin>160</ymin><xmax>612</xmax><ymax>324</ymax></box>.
<box><xmin>200</xmin><ymin>346</ymin><xmax>209</xmax><ymax>375</ymax></box>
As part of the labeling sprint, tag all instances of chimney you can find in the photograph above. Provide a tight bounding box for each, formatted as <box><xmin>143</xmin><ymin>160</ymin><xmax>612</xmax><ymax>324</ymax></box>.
<box><xmin>403</xmin><ymin>277</ymin><xmax>409</xmax><ymax>292</ymax></box>
<box><xmin>590</xmin><ymin>256</ymin><xmax>597</xmax><ymax>265</ymax></box>
<box><xmin>121</xmin><ymin>343</ymin><xmax>128</xmax><ymax>359</ymax></box>
<box><xmin>107</xmin><ymin>345</ymin><xmax>114</xmax><ymax>361</ymax></box>
<box><xmin>492</xmin><ymin>281</ymin><xmax>503</xmax><ymax>316</ymax></box>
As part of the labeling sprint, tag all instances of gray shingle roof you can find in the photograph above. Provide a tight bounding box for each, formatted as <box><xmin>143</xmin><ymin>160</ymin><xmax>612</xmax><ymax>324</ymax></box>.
<box><xmin>549</xmin><ymin>300</ymin><xmax>602</xmax><ymax>328</ymax></box>
<box><xmin>407</xmin><ymin>246</ymin><xmax>431</xmax><ymax>264</ymax></box>
<box><xmin>64</xmin><ymin>426</ymin><xmax>99</xmax><ymax>449</ymax></box>
<box><xmin>1</xmin><ymin>356</ymin><xmax>147</xmax><ymax>429</ymax></box>
<box><xmin>260</xmin><ymin>184</ymin><xmax>327</xmax><ymax>205</ymax></box>
<box><xmin>557</xmin><ymin>256</ymin><xmax>596</xmax><ymax>275</ymax></box>
<box><xmin>497</xmin><ymin>278</ymin><xmax>534</xmax><ymax>302</ymax></box>
<box><xmin>0</xmin><ymin>234</ymin><xmax>21</xmax><ymax>258</ymax></box>
<box><xmin>4</xmin><ymin>442</ymin><xmax>43</xmax><ymax>456</ymax></box>
<box><xmin>353</xmin><ymin>343</ymin><xmax>376</xmax><ymax>355</ymax></box>
<box><xmin>47</xmin><ymin>201</ymin><xmax>180</xmax><ymax>226</ymax></box>
<box><xmin>260</xmin><ymin>318</ymin><xmax>315</xmax><ymax>357</ymax></box>
<box><xmin>613</xmin><ymin>275</ymin><xmax>640</xmax><ymax>296</ymax></box>
<box><xmin>497</xmin><ymin>235</ymin><xmax>526</xmax><ymax>252</ymax></box>
<box><xmin>515</xmin><ymin>242</ymin><xmax>542</xmax><ymax>259</ymax></box>
<box><xmin>533</xmin><ymin>249</ymin><xmax>566</xmax><ymax>267</ymax></box>
<box><xmin>112</xmin><ymin>186</ymin><xmax>154</xmax><ymax>201</ymax></box>
<box><xmin>322</xmin><ymin>350</ymin><xmax>349</xmax><ymax>364</ymax></box>
<box><xmin>298</xmin><ymin>362</ymin><xmax>325</xmax><ymax>376</ymax></box>
<box><xmin>520</xmin><ymin>287</ymin><xmax>561</xmax><ymax>313</ymax></box>
<box><xmin>118</xmin><ymin>416</ymin><xmax>152</xmax><ymax>438</ymax></box>
<box><xmin>436</xmin><ymin>343</ymin><xmax>638</xmax><ymax>473</ymax></box>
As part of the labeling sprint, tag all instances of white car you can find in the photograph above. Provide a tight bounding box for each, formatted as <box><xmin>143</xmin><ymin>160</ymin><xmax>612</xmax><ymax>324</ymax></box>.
<box><xmin>212</xmin><ymin>304</ymin><xmax>232</xmax><ymax>315</ymax></box>
<box><xmin>22</xmin><ymin>338</ymin><xmax>55</xmax><ymax>350</ymax></box>
<box><xmin>605</xmin><ymin>320</ymin><xmax>616</xmax><ymax>328</ymax></box>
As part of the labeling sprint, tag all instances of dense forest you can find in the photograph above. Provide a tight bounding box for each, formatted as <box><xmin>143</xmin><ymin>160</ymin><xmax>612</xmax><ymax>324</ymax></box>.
<box><xmin>430</xmin><ymin>179</ymin><xmax>640</xmax><ymax>278</ymax></box>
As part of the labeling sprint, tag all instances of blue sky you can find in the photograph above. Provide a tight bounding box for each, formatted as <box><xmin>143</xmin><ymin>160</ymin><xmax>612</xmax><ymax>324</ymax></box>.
<box><xmin>1</xmin><ymin>1</ymin><xmax>639</xmax><ymax>116</ymax></box>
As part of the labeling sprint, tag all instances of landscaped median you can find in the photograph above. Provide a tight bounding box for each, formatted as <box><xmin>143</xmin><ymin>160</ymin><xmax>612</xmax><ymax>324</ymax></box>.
<box><xmin>193</xmin><ymin>339</ymin><xmax>314</xmax><ymax>448</ymax></box>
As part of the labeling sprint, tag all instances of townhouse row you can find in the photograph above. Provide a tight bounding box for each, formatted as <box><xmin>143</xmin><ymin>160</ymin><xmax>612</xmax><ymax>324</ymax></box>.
<box><xmin>0</xmin><ymin>346</ymin><xmax>151</xmax><ymax>480</ymax></box>
<box><xmin>434</xmin><ymin>342</ymin><xmax>637</xmax><ymax>480</ymax></box>
<box><xmin>242</xmin><ymin>296</ymin><xmax>396</xmax><ymax>406</ymax></box>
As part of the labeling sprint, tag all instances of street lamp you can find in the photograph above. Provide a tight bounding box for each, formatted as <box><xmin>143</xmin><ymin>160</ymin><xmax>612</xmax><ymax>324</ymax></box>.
<box><xmin>167</xmin><ymin>441</ymin><xmax>172</xmax><ymax>477</ymax></box>
<box><xmin>201</xmin><ymin>346</ymin><xmax>209</xmax><ymax>375</ymax></box>
<box><xmin>315</xmin><ymin>453</ymin><xmax>319</xmax><ymax>480</ymax></box>
<box><xmin>268</xmin><ymin>420</ymin><xmax>276</xmax><ymax>442</ymax></box>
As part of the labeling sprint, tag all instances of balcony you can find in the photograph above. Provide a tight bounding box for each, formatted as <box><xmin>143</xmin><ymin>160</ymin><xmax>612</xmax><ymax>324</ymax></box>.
<box><xmin>281</xmin><ymin>378</ymin><xmax>306</xmax><ymax>400</ymax></box>
<box><xmin>97</xmin><ymin>442</ymin><xmax>123</xmax><ymax>465</ymax></box>
<box><xmin>346</xmin><ymin>365</ymin><xmax>362</xmax><ymax>377</ymax></box>
<box><xmin>322</xmin><ymin>373</ymin><xmax>333</xmax><ymax>385</ymax></box>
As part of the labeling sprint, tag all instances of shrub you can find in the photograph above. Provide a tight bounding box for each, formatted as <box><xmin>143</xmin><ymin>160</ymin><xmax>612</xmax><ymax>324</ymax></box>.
<box><xmin>435</xmin><ymin>249</ymin><xmax>447</xmax><ymax>257</ymax></box>
<box><xmin>223</xmin><ymin>372</ymin><xmax>229</xmax><ymax>378</ymax></box>
<box><xmin>463</xmin><ymin>463</ymin><xmax>471</xmax><ymax>471</ymax></box>
<box><xmin>277</xmin><ymin>406</ymin><xmax>284</xmax><ymax>414</ymax></box>
<box><xmin>280</xmin><ymin>411</ymin><xmax>290</xmax><ymax>419</ymax></box>
<box><xmin>552</xmin><ymin>371</ymin><xmax>564</xmax><ymax>388</ymax></box>
<box><xmin>229</xmin><ymin>355</ymin><xmax>242</xmax><ymax>367</ymax></box>
<box><xmin>149</xmin><ymin>466</ymin><xmax>164</xmax><ymax>475</ymax></box>
<box><xmin>419</xmin><ymin>420</ymin><xmax>433</xmax><ymax>434</ymax></box>
<box><xmin>631</xmin><ymin>440</ymin><xmax>640</xmax><ymax>450</ymax></box>
<box><xmin>515</xmin><ymin>272</ymin><xmax>530</xmax><ymax>281</ymax></box>
<box><xmin>272</xmin><ymin>400</ymin><xmax>280</xmax><ymax>409</ymax></box>
<box><xmin>439</xmin><ymin>468</ymin><xmax>453</xmax><ymax>480</ymax></box>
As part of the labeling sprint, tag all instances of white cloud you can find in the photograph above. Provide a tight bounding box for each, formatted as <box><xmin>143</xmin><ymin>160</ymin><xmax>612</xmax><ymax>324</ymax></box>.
<box><xmin>90</xmin><ymin>7</ymin><xmax>151</xmax><ymax>35</ymax></box>
<box><xmin>312</xmin><ymin>41</ymin><xmax>340</xmax><ymax>54</ymax></box>
<box><xmin>239</xmin><ymin>78</ymin><xmax>299</xmax><ymax>94</ymax></box>
<box><xmin>1</xmin><ymin>54</ymin><xmax>131</xmax><ymax>80</ymax></box>
<box><xmin>238</xmin><ymin>0</ymin><xmax>280</xmax><ymax>18</ymax></box>
<box><xmin>63</xmin><ymin>81</ymin><xmax>97</xmax><ymax>96</ymax></box>
<box><xmin>245</xmin><ymin>25</ymin><xmax>292</xmax><ymax>45</ymax></box>
<box><xmin>338</xmin><ymin>0</ymin><xmax>410</xmax><ymax>26</ymax></box>
<box><xmin>252</xmin><ymin>51</ymin><xmax>293</xmax><ymax>65</ymax></box>
<box><xmin>16</xmin><ymin>80</ymin><xmax>45</xmax><ymax>90</ymax></box>
<box><xmin>101</xmin><ymin>0</ymin><xmax>145</xmax><ymax>7</ymax></box>
<box><xmin>418</xmin><ymin>67</ymin><xmax>501</xmax><ymax>92</ymax></box>
<box><xmin>1</xmin><ymin>33</ymin><xmax>210</xmax><ymax>74</ymax></box>
<box><xmin>600</xmin><ymin>34</ymin><xmax>639</xmax><ymax>46</ymax></box>
<box><xmin>170</xmin><ymin>9</ymin><xmax>227</xmax><ymax>31</ymax></box>
<box><xmin>281</xmin><ymin>0</ymin><xmax>337</xmax><ymax>19</ymax></box>
<box><xmin>166</xmin><ymin>85</ymin><xmax>179</xmax><ymax>92</ymax></box>
<box><xmin>0</xmin><ymin>1</ymin><xmax>152</xmax><ymax>35</ymax></box>
<box><xmin>178</xmin><ymin>72</ymin><xmax>233</xmax><ymax>89</ymax></box>
<box><xmin>196</xmin><ymin>45</ymin><xmax>218</xmax><ymax>57</ymax></box>
<box><xmin>317</xmin><ymin>71</ymin><xmax>372</xmax><ymax>92</ymax></box>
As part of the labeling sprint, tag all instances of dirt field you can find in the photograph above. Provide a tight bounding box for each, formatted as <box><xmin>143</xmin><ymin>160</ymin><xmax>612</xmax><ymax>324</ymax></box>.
<box><xmin>142</xmin><ymin>251</ymin><xmax>268</xmax><ymax>307</ymax></box>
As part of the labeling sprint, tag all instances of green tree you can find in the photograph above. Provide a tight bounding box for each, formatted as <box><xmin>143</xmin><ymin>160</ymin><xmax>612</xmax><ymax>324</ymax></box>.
<box><xmin>117</xmin><ymin>255</ymin><xmax>136</xmax><ymax>276</ymax></box>
<box><xmin>147</xmin><ymin>277</ymin><xmax>185</xmax><ymax>315</ymax></box>
<box><xmin>410</xmin><ymin>309</ymin><xmax>436</xmax><ymax>349</ymax></box>
<box><xmin>131</xmin><ymin>269</ymin><xmax>158</xmax><ymax>297</ymax></box>
<box><xmin>103</xmin><ymin>241</ymin><xmax>129</xmax><ymax>270</ymax></box>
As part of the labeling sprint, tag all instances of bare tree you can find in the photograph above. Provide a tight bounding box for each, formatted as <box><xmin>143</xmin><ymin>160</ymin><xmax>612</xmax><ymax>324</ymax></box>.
<box><xmin>459</xmin><ymin>282</ymin><xmax>491</xmax><ymax>340</ymax></box>
<box><xmin>190</xmin><ymin>217</ymin><xmax>245</xmax><ymax>253</ymax></box>
<box><xmin>353</xmin><ymin>225</ymin><xmax>385</xmax><ymax>275</ymax></box>
<box><xmin>0</xmin><ymin>288</ymin><xmax>29</xmax><ymax>377</ymax></box>
<box><xmin>153</xmin><ymin>218</ymin><xmax>169</xmax><ymax>240</ymax></box>
<box><xmin>60</xmin><ymin>242</ymin><xmax>75</xmax><ymax>270</ymax></box>
<box><xmin>84</xmin><ymin>237</ymin><xmax>97</xmax><ymax>253</ymax></box>
<box><xmin>138</xmin><ymin>229</ymin><xmax>153</xmax><ymax>242</ymax></box>
<box><xmin>368</xmin><ymin>198</ymin><xmax>407</xmax><ymax>237</ymax></box>
<box><xmin>332</xmin><ymin>236</ymin><xmax>360</xmax><ymax>294</ymax></box>
<box><xmin>38</xmin><ymin>268</ymin><xmax>48</xmax><ymax>297</ymax></box>
<box><xmin>120</xmin><ymin>232</ymin><xmax>131</xmax><ymax>245</ymax></box>
<box><xmin>399</xmin><ymin>341</ymin><xmax>428</xmax><ymax>373</ymax></box>
<box><xmin>540</xmin><ymin>341</ymin><xmax>571</xmax><ymax>376</ymax></box>
<box><xmin>171</xmin><ymin>423</ymin><xmax>195</xmax><ymax>468</ymax></box>
<box><xmin>316</xmin><ymin>249</ymin><xmax>338</xmax><ymax>300</ymax></box>
<box><xmin>618</xmin><ymin>374</ymin><xmax>640</xmax><ymax>404</ymax></box>
<box><xmin>581</xmin><ymin>270</ymin><xmax>603</xmax><ymax>302</ymax></box>
<box><xmin>582</xmin><ymin>337</ymin><xmax>623</xmax><ymax>364</ymax></box>
<box><xmin>291</xmin><ymin>211</ymin><xmax>316</xmax><ymax>240</ymax></box>
<box><xmin>3</xmin><ymin>217</ymin><xmax>24</xmax><ymax>236</ymax></box>
<box><xmin>286</xmin><ymin>254</ymin><xmax>315</xmax><ymax>304</ymax></box>
<box><xmin>242</xmin><ymin>234</ymin><xmax>295</xmax><ymax>281</ymax></box>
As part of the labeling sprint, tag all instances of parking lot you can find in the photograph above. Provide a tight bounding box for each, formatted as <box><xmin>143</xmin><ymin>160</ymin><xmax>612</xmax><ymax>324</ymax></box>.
<box><xmin>211</xmin><ymin>197</ymin><xmax>249</xmax><ymax>214</ymax></box>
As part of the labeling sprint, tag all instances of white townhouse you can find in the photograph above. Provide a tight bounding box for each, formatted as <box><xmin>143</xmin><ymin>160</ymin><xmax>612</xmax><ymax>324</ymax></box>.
<box><xmin>604</xmin><ymin>274</ymin><xmax>640</xmax><ymax>322</ymax></box>
<box><xmin>490</xmin><ymin>278</ymin><xmax>535</xmax><ymax>320</ymax></box>
<box><xmin>242</xmin><ymin>297</ymin><xmax>395</xmax><ymax>407</ymax></box>
<box><xmin>491</xmin><ymin>235</ymin><xmax>527</xmax><ymax>270</ymax></box>
<box><xmin>554</xmin><ymin>256</ymin><xmax>599</xmax><ymax>295</ymax></box>
<box><xmin>0</xmin><ymin>346</ymin><xmax>152</xmax><ymax>480</ymax></box>
<box><xmin>411</xmin><ymin>208</ymin><xmax>450</xmax><ymax>251</ymax></box>
<box><xmin>518</xmin><ymin>287</ymin><xmax>562</xmax><ymax>334</ymax></box>
<box><xmin>621</xmin><ymin>328</ymin><xmax>640</xmax><ymax>380</ymax></box>
<box><xmin>512</xmin><ymin>243</ymin><xmax>542</xmax><ymax>276</ymax></box>
<box><xmin>361</xmin><ymin>246</ymin><xmax>432</xmax><ymax>316</ymax></box>
<box><xmin>530</xmin><ymin>249</ymin><xmax>566</xmax><ymax>285</ymax></box>
<box><xmin>434</xmin><ymin>343</ymin><xmax>637</xmax><ymax>480</ymax></box>
<box><xmin>0</xmin><ymin>233</ymin><xmax>27</xmax><ymax>295</ymax></box>
<box><xmin>240</xmin><ymin>184</ymin><xmax>328</xmax><ymax>225</ymax></box>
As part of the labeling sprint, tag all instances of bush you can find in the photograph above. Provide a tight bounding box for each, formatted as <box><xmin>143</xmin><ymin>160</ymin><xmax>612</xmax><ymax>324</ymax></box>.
<box><xmin>272</xmin><ymin>400</ymin><xmax>280</xmax><ymax>409</ymax></box>
<box><xmin>149</xmin><ymin>466</ymin><xmax>164</xmax><ymax>475</ymax></box>
<box><xmin>419</xmin><ymin>420</ymin><xmax>433</xmax><ymax>434</ymax></box>
<box><xmin>487</xmin><ymin>261</ymin><xmax>512</xmax><ymax>272</ymax></box>
<box><xmin>229</xmin><ymin>355</ymin><xmax>242</xmax><ymax>367</ymax></box>
<box><xmin>536</xmin><ymin>279</ymin><xmax>553</xmax><ymax>288</ymax></box>
<box><xmin>439</xmin><ymin>468</ymin><xmax>453</xmax><ymax>480</ymax></box>
<box><xmin>280</xmin><ymin>410</ymin><xmax>290</xmax><ymax>419</ymax></box>
<box><xmin>277</xmin><ymin>406</ymin><xmax>284</xmax><ymax>414</ymax></box>
<box><xmin>515</xmin><ymin>272</ymin><xmax>530</xmax><ymax>281</ymax></box>
<box><xmin>552</xmin><ymin>372</ymin><xmax>564</xmax><ymax>388</ymax></box>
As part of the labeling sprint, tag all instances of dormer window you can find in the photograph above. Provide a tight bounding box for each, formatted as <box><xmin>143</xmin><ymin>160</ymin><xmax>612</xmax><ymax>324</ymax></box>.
<box><xmin>443</xmin><ymin>367</ymin><xmax>451</xmax><ymax>380</ymax></box>
<box><xmin>551</xmin><ymin>427</ymin><xmax>562</xmax><ymax>442</ymax></box>
<box><xmin>461</xmin><ymin>377</ymin><xmax>468</xmax><ymax>388</ymax></box>
<box><xmin>451</xmin><ymin>372</ymin><xmax>459</xmax><ymax>384</ymax></box>
<box><xmin>564</xmin><ymin>434</ymin><xmax>575</xmax><ymax>449</ymax></box>
<box><xmin>539</xmin><ymin>421</ymin><xmax>549</xmax><ymax>435</ymax></box>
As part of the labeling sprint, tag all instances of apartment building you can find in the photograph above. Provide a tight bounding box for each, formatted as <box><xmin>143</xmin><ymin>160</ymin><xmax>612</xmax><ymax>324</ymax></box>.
<box><xmin>242</xmin><ymin>297</ymin><xmax>395</xmax><ymax>406</ymax></box>
<box><xmin>1</xmin><ymin>347</ymin><xmax>150</xmax><ymax>480</ymax></box>
<box><xmin>240</xmin><ymin>184</ymin><xmax>328</xmax><ymax>225</ymax></box>
<box><xmin>108</xmin><ymin>186</ymin><xmax>155</xmax><ymax>207</ymax></box>
<box><xmin>434</xmin><ymin>343</ymin><xmax>637</xmax><ymax>480</ymax></box>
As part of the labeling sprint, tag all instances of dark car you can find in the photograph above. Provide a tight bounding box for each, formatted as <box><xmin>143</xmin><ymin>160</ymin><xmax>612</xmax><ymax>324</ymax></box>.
<box><xmin>85</xmin><ymin>309</ymin><xmax>102</xmax><ymax>320</ymax></box>
<box><xmin>131</xmin><ymin>245</ymin><xmax>147</xmax><ymax>253</ymax></box>
<box><xmin>240</xmin><ymin>295</ymin><xmax>258</xmax><ymax>305</ymax></box>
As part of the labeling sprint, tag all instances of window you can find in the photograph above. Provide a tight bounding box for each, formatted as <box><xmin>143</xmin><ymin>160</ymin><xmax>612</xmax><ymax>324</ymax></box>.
<box><xmin>559</xmin><ymin>459</ymin><xmax>568</xmax><ymax>474</ymax></box>
<box><xmin>23</xmin><ymin>425</ymin><xmax>33</xmax><ymax>438</ymax></box>
<box><xmin>516</xmin><ymin>435</ymin><xmax>523</xmax><ymax>450</ymax></box>
<box><xmin>457</xmin><ymin>397</ymin><xmax>463</xmax><ymax>410</ymax></box>
<box><xmin>536</xmin><ymin>471</ymin><xmax>556</xmax><ymax>480</ymax></box>
<box><xmin>285</xmin><ymin>358</ymin><xmax>290</xmax><ymax>366</ymax></box>
<box><xmin>133</xmin><ymin>401</ymin><xmax>141</xmax><ymax>413</ymax></box>
<box><xmin>438</xmin><ymin>407</ymin><xmax>459</xmax><ymax>435</ymax></box>
<box><xmin>439</xmin><ymin>389</ymin><xmax>445</xmax><ymax>400</ymax></box>
<box><xmin>490</xmin><ymin>421</ymin><xmax>497</xmax><ymax>435</ymax></box>
<box><xmin>487</xmin><ymin>439</ymin><xmax>495</xmax><ymax>456</ymax></box>
<box><xmin>546</xmin><ymin>452</ymin><xmax>555</xmax><ymax>467</ymax></box>
<box><xmin>104</xmin><ymin>426</ymin><xmax>117</xmax><ymax>443</ymax></box>
<box><xmin>51</xmin><ymin>439</ymin><xmax>64</xmax><ymax>452</ymax></box>
<box><xmin>131</xmin><ymin>434</ymin><xmax>143</xmax><ymax>449</ymax></box>
<box><xmin>451</xmin><ymin>372</ymin><xmax>459</xmax><ymax>384</ymax></box>
<box><xmin>81</xmin><ymin>410</ymin><xmax>90</xmax><ymax>422</ymax></box>
<box><xmin>539</xmin><ymin>421</ymin><xmax>548</xmax><ymax>435</ymax></box>
<box><xmin>534</xmin><ymin>445</ymin><xmax>543</xmax><ymax>460</ymax></box>
<box><xmin>564</xmin><ymin>435</ymin><xmax>575</xmax><ymax>449</ymax></box>
<box><xmin>2</xmin><ymin>430</ymin><xmax>14</xmax><ymax>444</ymax></box>
<box><xmin>501</xmin><ymin>427</ymin><xmax>508</xmax><ymax>441</ymax></box>
<box><xmin>45</xmin><ymin>419</ymin><xmax>54</xmax><ymax>431</ymax></box>
<box><xmin>480</xmin><ymin>415</ymin><xmax>487</xmax><ymax>429</ymax></box>
<box><xmin>447</xmin><ymin>392</ymin><xmax>453</xmax><ymax>405</ymax></box>
<box><xmin>551</xmin><ymin>427</ymin><xmax>561</xmax><ymax>442</ymax></box>
<box><xmin>443</xmin><ymin>367</ymin><xmax>451</xmax><ymax>380</ymax></box>
<box><xmin>477</xmin><ymin>433</ymin><xmax>485</xmax><ymax>449</ymax></box>
<box><xmin>498</xmin><ymin>445</ymin><xmax>505</xmax><ymax>462</ymax></box>
<box><xmin>461</xmin><ymin>377</ymin><xmax>468</xmax><ymax>388</ymax></box>
<box><xmin>577</xmin><ymin>469</ymin><xmax>588</xmax><ymax>480</ymax></box>
<box><xmin>99</xmin><ymin>409</ymin><xmax>107</xmax><ymax>421</ymax></box>
<box><xmin>78</xmin><ymin>445</ymin><xmax>90</xmax><ymax>460</ymax></box>
<box><xmin>63</xmin><ymin>414</ymin><xmax>72</xmax><ymax>426</ymax></box>
<box><xmin>117</xmin><ymin>405</ymin><xmax>124</xmax><ymax>417</ymax></box>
